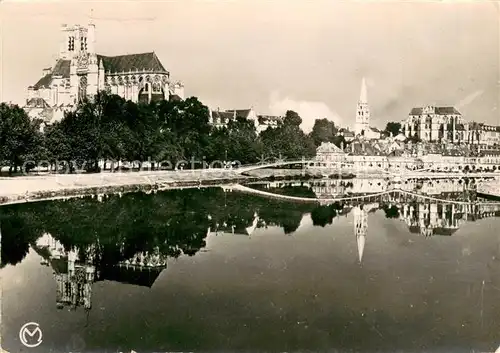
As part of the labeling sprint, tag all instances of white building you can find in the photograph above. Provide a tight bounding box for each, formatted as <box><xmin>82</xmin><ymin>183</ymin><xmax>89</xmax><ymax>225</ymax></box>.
<box><xmin>354</xmin><ymin>78</ymin><xmax>380</xmax><ymax>140</ymax></box>
<box><xmin>24</xmin><ymin>23</ymin><xmax>184</xmax><ymax>124</ymax></box>
<box><xmin>315</xmin><ymin>142</ymin><xmax>346</xmax><ymax>167</ymax></box>
<box><xmin>208</xmin><ymin>108</ymin><xmax>284</xmax><ymax>134</ymax></box>
<box><xmin>403</xmin><ymin>106</ymin><xmax>464</xmax><ymax>143</ymax></box>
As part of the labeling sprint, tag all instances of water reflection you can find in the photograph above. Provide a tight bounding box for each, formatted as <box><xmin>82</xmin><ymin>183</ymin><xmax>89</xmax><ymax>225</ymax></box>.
<box><xmin>34</xmin><ymin>233</ymin><xmax>168</xmax><ymax>314</ymax></box>
<box><xmin>1</xmin><ymin>179</ymin><xmax>499</xmax><ymax>352</ymax></box>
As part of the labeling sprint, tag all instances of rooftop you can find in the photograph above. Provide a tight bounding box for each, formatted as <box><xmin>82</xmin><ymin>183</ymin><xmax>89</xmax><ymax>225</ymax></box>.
<box><xmin>98</xmin><ymin>52</ymin><xmax>168</xmax><ymax>74</ymax></box>
<box><xmin>30</xmin><ymin>52</ymin><xmax>168</xmax><ymax>89</ymax></box>
<box><xmin>410</xmin><ymin>106</ymin><xmax>461</xmax><ymax>116</ymax></box>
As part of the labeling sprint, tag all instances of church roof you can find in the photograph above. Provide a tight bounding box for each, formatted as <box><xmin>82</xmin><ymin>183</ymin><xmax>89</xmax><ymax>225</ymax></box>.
<box><xmin>98</xmin><ymin>52</ymin><xmax>168</xmax><ymax>74</ymax></box>
<box><xmin>33</xmin><ymin>74</ymin><xmax>53</xmax><ymax>89</ymax></box>
<box><xmin>99</xmin><ymin>264</ymin><xmax>165</xmax><ymax>287</ymax></box>
<box><xmin>52</xmin><ymin>59</ymin><xmax>71</xmax><ymax>77</ymax></box>
<box><xmin>226</xmin><ymin>109</ymin><xmax>252</xmax><ymax>119</ymax></box>
<box><xmin>32</xmin><ymin>59</ymin><xmax>71</xmax><ymax>88</ymax></box>
<box><xmin>30</xmin><ymin>52</ymin><xmax>166</xmax><ymax>89</ymax></box>
<box><xmin>409</xmin><ymin>107</ymin><xmax>461</xmax><ymax>116</ymax></box>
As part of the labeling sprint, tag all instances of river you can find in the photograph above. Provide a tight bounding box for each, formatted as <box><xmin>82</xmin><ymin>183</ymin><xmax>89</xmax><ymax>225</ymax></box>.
<box><xmin>1</xmin><ymin>177</ymin><xmax>499</xmax><ymax>353</ymax></box>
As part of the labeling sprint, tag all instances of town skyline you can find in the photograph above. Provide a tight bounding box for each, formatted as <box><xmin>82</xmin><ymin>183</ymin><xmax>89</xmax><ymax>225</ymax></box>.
<box><xmin>1</xmin><ymin>1</ymin><xmax>499</xmax><ymax>132</ymax></box>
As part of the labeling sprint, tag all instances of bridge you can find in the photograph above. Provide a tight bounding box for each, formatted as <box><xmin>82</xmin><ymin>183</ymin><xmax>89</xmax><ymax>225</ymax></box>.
<box><xmin>235</xmin><ymin>159</ymin><xmax>500</xmax><ymax>178</ymax></box>
<box><xmin>227</xmin><ymin>183</ymin><xmax>500</xmax><ymax>207</ymax></box>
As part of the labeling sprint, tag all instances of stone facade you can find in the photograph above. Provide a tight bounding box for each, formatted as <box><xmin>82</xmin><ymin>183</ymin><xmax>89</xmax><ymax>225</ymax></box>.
<box><xmin>24</xmin><ymin>23</ymin><xmax>184</xmax><ymax>125</ymax></box>
<box><xmin>402</xmin><ymin>106</ymin><xmax>465</xmax><ymax>143</ymax></box>
<box><xmin>402</xmin><ymin>106</ymin><xmax>500</xmax><ymax>146</ymax></box>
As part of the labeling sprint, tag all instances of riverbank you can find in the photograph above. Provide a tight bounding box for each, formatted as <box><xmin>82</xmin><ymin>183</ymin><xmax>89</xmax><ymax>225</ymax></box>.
<box><xmin>0</xmin><ymin>168</ymin><xmax>331</xmax><ymax>206</ymax></box>
<box><xmin>2</xmin><ymin>168</ymin><xmax>500</xmax><ymax>206</ymax></box>
<box><xmin>0</xmin><ymin>169</ymin><xmax>239</xmax><ymax>206</ymax></box>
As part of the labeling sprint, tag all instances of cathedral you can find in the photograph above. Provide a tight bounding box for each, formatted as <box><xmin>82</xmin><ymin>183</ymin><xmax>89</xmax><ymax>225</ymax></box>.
<box><xmin>24</xmin><ymin>22</ymin><xmax>185</xmax><ymax>124</ymax></box>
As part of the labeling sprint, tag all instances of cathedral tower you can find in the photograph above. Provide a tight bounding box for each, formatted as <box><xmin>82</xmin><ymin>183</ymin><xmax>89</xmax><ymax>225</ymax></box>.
<box><xmin>355</xmin><ymin>78</ymin><xmax>370</xmax><ymax>136</ymax></box>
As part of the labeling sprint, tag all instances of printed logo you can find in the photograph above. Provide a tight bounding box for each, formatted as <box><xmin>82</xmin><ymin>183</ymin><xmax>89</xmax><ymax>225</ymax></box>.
<box><xmin>19</xmin><ymin>322</ymin><xmax>43</xmax><ymax>348</ymax></box>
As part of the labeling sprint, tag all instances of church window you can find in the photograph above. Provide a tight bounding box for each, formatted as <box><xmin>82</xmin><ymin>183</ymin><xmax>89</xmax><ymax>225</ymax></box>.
<box><xmin>68</xmin><ymin>36</ymin><xmax>75</xmax><ymax>51</ymax></box>
<box><xmin>144</xmin><ymin>83</ymin><xmax>150</xmax><ymax>93</ymax></box>
<box><xmin>78</xmin><ymin>75</ymin><xmax>87</xmax><ymax>103</ymax></box>
<box><xmin>81</xmin><ymin>37</ymin><xmax>87</xmax><ymax>51</ymax></box>
<box><xmin>152</xmin><ymin>83</ymin><xmax>161</xmax><ymax>93</ymax></box>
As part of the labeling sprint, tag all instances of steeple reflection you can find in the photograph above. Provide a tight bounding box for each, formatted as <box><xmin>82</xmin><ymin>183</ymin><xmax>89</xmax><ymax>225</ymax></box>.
<box><xmin>353</xmin><ymin>206</ymin><xmax>367</xmax><ymax>263</ymax></box>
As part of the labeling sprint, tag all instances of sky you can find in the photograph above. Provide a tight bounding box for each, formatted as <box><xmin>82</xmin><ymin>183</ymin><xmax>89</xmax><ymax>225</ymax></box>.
<box><xmin>0</xmin><ymin>0</ymin><xmax>499</xmax><ymax>132</ymax></box>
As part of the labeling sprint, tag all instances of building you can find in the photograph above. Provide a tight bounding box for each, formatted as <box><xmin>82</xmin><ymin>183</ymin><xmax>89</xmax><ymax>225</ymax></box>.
<box><xmin>34</xmin><ymin>234</ymin><xmax>95</xmax><ymax>311</ymax></box>
<box><xmin>354</xmin><ymin>78</ymin><xmax>380</xmax><ymax>139</ymax></box>
<box><xmin>315</xmin><ymin>142</ymin><xmax>346</xmax><ymax>167</ymax></box>
<box><xmin>24</xmin><ymin>23</ymin><xmax>184</xmax><ymax>124</ymax></box>
<box><xmin>339</xmin><ymin>129</ymin><xmax>356</xmax><ymax>142</ymax></box>
<box><xmin>209</xmin><ymin>109</ymin><xmax>238</xmax><ymax>129</ymax></box>
<box><xmin>208</xmin><ymin>108</ymin><xmax>259</xmax><ymax>129</ymax></box>
<box><xmin>257</xmin><ymin>115</ymin><xmax>284</xmax><ymax>133</ymax></box>
<box><xmin>402</xmin><ymin>106</ymin><xmax>465</xmax><ymax>143</ymax></box>
<box><xmin>208</xmin><ymin>107</ymin><xmax>284</xmax><ymax>134</ymax></box>
<box><xmin>401</xmin><ymin>106</ymin><xmax>500</xmax><ymax>146</ymax></box>
<box><xmin>467</xmin><ymin>122</ymin><xmax>500</xmax><ymax>146</ymax></box>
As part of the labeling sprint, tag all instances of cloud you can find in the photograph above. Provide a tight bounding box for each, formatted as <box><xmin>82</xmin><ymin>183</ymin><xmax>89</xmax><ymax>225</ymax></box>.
<box><xmin>455</xmin><ymin>90</ymin><xmax>484</xmax><ymax>110</ymax></box>
<box><xmin>268</xmin><ymin>91</ymin><xmax>343</xmax><ymax>133</ymax></box>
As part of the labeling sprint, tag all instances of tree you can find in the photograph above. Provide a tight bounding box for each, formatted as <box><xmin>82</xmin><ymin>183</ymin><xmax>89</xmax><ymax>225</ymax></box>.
<box><xmin>331</xmin><ymin>135</ymin><xmax>347</xmax><ymax>150</ymax></box>
<box><xmin>384</xmin><ymin>122</ymin><xmax>401</xmax><ymax>137</ymax></box>
<box><xmin>0</xmin><ymin>103</ymin><xmax>40</xmax><ymax>174</ymax></box>
<box><xmin>283</xmin><ymin>110</ymin><xmax>302</xmax><ymax>127</ymax></box>
<box><xmin>309</xmin><ymin>118</ymin><xmax>338</xmax><ymax>147</ymax></box>
<box><xmin>261</xmin><ymin>110</ymin><xmax>316</xmax><ymax>160</ymax></box>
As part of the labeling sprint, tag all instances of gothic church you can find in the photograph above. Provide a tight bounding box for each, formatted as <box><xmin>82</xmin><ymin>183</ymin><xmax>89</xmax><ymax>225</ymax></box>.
<box><xmin>24</xmin><ymin>22</ymin><xmax>184</xmax><ymax>124</ymax></box>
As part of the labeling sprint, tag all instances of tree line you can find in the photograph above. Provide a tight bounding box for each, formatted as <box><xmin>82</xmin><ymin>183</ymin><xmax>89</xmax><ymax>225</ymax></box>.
<box><xmin>0</xmin><ymin>92</ymin><xmax>405</xmax><ymax>174</ymax></box>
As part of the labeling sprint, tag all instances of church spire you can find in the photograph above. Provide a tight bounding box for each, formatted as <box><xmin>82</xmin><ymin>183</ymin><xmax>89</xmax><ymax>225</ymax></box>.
<box><xmin>357</xmin><ymin>233</ymin><xmax>365</xmax><ymax>263</ymax></box>
<box><xmin>359</xmin><ymin>77</ymin><xmax>368</xmax><ymax>104</ymax></box>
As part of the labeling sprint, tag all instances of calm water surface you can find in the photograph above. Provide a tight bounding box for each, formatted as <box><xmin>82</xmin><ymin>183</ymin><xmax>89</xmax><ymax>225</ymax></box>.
<box><xmin>1</xmin><ymin>178</ymin><xmax>499</xmax><ymax>353</ymax></box>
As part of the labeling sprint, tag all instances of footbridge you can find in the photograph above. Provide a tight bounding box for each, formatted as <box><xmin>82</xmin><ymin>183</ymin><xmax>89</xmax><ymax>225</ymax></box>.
<box><xmin>226</xmin><ymin>183</ymin><xmax>500</xmax><ymax>207</ymax></box>
<box><xmin>235</xmin><ymin>160</ymin><xmax>500</xmax><ymax>178</ymax></box>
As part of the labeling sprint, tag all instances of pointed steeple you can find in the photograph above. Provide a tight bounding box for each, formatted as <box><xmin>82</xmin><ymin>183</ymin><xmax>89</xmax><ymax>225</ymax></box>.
<box><xmin>359</xmin><ymin>77</ymin><xmax>368</xmax><ymax>104</ymax></box>
<box><xmin>357</xmin><ymin>234</ymin><xmax>365</xmax><ymax>263</ymax></box>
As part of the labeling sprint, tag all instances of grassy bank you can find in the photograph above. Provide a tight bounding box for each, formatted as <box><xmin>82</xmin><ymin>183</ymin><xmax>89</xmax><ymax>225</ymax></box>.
<box><xmin>0</xmin><ymin>168</ymin><xmax>347</xmax><ymax>206</ymax></box>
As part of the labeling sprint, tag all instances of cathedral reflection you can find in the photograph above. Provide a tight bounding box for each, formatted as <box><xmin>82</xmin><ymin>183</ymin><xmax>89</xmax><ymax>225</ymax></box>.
<box><xmin>34</xmin><ymin>233</ymin><xmax>168</xmax><ymax>312</ymax></box>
